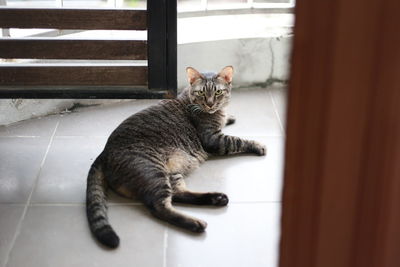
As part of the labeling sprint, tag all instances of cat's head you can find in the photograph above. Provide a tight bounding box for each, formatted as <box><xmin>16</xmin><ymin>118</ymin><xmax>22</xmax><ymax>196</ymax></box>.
<box><xmin>186</xmin><ymin>66</ymin><xmax>234</xmax><ymax>114</ymax></box>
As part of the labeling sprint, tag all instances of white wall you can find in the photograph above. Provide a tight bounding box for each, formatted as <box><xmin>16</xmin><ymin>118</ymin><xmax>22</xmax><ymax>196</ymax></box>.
<box><xmin>177</xmin><ymin>36</ymin><xmax>292</xmax><ymax>89</ymax></box>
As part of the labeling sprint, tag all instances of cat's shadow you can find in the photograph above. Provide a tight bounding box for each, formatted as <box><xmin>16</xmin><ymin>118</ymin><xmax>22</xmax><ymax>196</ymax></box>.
<box><xmin>208</xmin><ymin>153</ymin><xmax>261</xmax><ymax>162</ymax></box>
<box><xmin>127</xmin><ymin>203</ymin><xmax>217</xmax><ymax>240</ymax></box>
<box><xmin>107</xmin><ymin>190</ymin><xmax>227</xmax><ymax>240</ymax></box>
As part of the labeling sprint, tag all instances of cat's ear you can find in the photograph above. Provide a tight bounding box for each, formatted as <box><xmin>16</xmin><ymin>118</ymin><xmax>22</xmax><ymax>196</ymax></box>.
<box><xmin>186</xmin><ymin>67</ymin><xmax>204</xmax><ymax>85</ymax></box>
<box><xmin>217</xmin><ymin>66</ymin><xmax>234</xmax><ymax>84</ymax></box>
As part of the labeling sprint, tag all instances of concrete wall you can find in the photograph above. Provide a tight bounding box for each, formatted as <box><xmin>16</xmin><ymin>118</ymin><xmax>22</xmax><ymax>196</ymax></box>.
<box><xmin>0</xmin><ymin>99</ymin><xmax>127</xmax><ymax>125</ymax></box>
<box><xmin>177</xmin><ymin>35</ymin><xmax>292</xmax><ymax>89</ymax></box>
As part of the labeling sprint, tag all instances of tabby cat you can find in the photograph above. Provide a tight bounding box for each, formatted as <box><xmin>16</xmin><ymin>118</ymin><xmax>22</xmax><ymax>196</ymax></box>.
<box><xmin>86</xmin><ymin>66</ymin><xmax>266</xmax><ymax>248</ymax></box>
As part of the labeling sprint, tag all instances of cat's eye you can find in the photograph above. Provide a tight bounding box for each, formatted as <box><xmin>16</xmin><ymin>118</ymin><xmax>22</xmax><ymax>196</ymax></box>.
<box><xmin>215</xmin><ymin>89</ymin><xmax>223</xmax><ymax>95</ymax></box>
<box><xmin>196</xmin><ymin>91</ymin><xmax>205</xmax><ymax>96</ymax></box>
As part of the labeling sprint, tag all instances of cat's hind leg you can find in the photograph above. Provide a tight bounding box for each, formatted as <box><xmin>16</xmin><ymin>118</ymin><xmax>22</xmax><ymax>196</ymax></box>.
<box><xmin>143</xmin><ymin>173</ymin><xmax>207</xmax><ymax>233</ymax></box>
<box><xmin>170</xmin><ymin>173</ymin><xmax>229</xmax><ymax>206</ymax></box>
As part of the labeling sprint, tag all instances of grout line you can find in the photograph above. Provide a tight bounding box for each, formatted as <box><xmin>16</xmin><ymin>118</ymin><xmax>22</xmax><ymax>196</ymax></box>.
<box><xmin>20</xmin><ymin>201</ymin><xmax>280</xmax><ymax>207</ymax></box>
<box><xmin>268</xmin><ymin>88</ymin><xmax>285</xmax><ymax>135</ymax></box>
<box><xmin>28</xmin><ymin>202</ymin><xmax>143</xmax><ymax>207</ymax></box>
<box><xmin>108</xmin><ymin>202</ymin><xmax>143</xmax><ymax>206</ymax></box>
<box><xmin>54</xmin><ymin>135</ymin><xmax>109</xmax><ymax>138</ymax></box>
<box><xmin>5</xmin><ymin>201</ymin><xmax>281</xmax><ymax>211</ymax></box>
<box><xmin>3</xmin><ymin>121</ymin><xmax>59</xmax><ymax>267</ymax></box>
<box><xmin>235</xmin><ymin>134</ymin><xmax>284</xmax><ymax>138</ymax></box>
<box><xmin>0</xmin><ymin>136</ymin><xmax>42</xmax><ymax>138</ymax></box>
<box><xmin>29</xmin><ymin>203</ymin><xmax>86</xmax><ymax>207</ymax></box>
<box><xmin>39</xmin><ymin>121</ymin><xmax>59</xmax><ymax>168</ymax></box>
<box><xmin>0</xmin><ymin>203</ymin><xmax>26</xmax><ymax>207</ymax></box>
<box><xmin>163</xmin><ymin>228</ymin><xmax>169</xmax><ymax>267</ymax></box>
<box><xmin>235</xmin><ymin>134</ymin><xmax>283</xmax><ymax>139</ymax></box>
<box><xmin>229</xmin><ymin>201</ymin><xmax>282</xmax><ymax>204</ymax></box>
<box><xmin>39</xmin><ymin>134</ymin><xmax>285</xmax><ymax>139</ymax></box>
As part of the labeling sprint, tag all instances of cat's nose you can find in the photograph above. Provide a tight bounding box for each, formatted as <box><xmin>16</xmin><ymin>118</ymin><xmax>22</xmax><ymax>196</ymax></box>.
<box><xmin>206</xmin><ymin>99</ymin><xmax>214</xmax><ymax>108</ymax></box>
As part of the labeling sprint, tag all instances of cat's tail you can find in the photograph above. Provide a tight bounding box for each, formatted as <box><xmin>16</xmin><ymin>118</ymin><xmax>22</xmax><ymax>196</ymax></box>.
<box><xmin>86</xmin><ymin>156</ymin><xmax>120</xmax><ymax>248</ymax></box>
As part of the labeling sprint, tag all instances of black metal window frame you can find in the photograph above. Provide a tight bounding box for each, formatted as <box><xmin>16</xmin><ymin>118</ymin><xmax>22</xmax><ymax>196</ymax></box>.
<box><xmin>0</xmin><ymin>0</ymin><xmax>177</xmax><ymax>99</ymax></box>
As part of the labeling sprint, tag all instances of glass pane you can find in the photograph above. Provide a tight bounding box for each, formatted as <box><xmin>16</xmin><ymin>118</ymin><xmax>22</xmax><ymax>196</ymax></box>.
<box><xmin>206</xmin><ymin>0</ymin><xmax>248</xmax><ymax>9</ymax></box>
<box><xmin>254</xmin><ymin>0</ymin><xmax>290</xmax><ymax>3</ymax></box>
<box><xmin>5</xmin><ymin>0</ymin><xmax>57</xmax><ymax>7</ymax></box>
<box><xmin>122</xmin><ymin>0</ymin><xmax>146</xmax><ymax>8</ymax></box>
<box><xmin>62</xmin><ymin>0</ymin><xmax>109</xmax><ymax>8</ymax></box>
<box><xmin>4</xmin><ymin>0</ymin><xmax>147</xmax><ymax>8</ymax></box>
<box><xmin>177</xmin><ymin>0</ymin><xmax>202</xmax><ymax>12</ymax></box>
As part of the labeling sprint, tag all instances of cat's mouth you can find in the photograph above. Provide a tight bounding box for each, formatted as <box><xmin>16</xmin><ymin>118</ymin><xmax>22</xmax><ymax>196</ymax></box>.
<box><xmin>203</xmin><ymin>106</ymin><xmax>218</xmax><ymax>114</ymax></box>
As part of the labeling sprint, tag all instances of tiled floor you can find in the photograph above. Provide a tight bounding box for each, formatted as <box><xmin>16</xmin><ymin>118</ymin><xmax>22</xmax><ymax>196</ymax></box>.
<box><xmin>0</xmin><ymin>86</ymin><xmax>287</xmax><ymax>267</ymax></box>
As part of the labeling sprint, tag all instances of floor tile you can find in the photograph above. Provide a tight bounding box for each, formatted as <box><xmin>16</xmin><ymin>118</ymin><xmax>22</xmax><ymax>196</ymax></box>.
<box><xmin>184</xmin><ymin>136</ymin><xmax>284</xmax><ymax>203</ymax></box>
<box><xmin>0</xmin><ymin>205</ymin><xmax>24</xmax><ymax>267</ymax></box>
<box><xmin>6</xmin><ymin>205</ymin><xmax>165</xmax><ymax>267</ymax></box>
<box><xmin>224</xmin><ymin>88</ymin><xmax>283</xmax><ymax>137</ymax></box>
<box><xmin>32</xmin><ymin>136</ymin><xmax>130</xmax><ymax>203</ymax></box>
<box><xmin>269</xmin><ymin>84</ymin><xmax>287</xmax><ymax>132</ymax></box>
<box><xmin>0</xmin><ymin>137</ymin><xmax>50</xmax><ymax>203</ymax></box>
<box><xmin>167</xmin><ymin>203</ymin><xmax>281</xmax><ymax>267</ymax></box>
<box><xmin>56</xmin><ymin>100</ymin><xmax>158</xmax><ymax>137</ymax></box>
<box><xmin>0</xmin><ymin>115</ymin><xmax>59</xmax><ymax>137</ymax></box>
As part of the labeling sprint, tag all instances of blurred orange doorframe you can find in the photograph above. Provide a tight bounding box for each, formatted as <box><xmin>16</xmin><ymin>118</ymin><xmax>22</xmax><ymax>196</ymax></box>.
<box><xmin>279</xmin><ymin>1</ymin><xmax>400</xmax><ymax>267</ymax></box>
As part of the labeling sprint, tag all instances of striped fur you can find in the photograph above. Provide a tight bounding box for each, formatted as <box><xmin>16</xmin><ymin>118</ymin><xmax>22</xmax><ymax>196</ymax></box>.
<box><xmin>86</xmin><ymin>66</ymin><xmax>266</xmax><ymax>248</ymax></box>
<box><xmin>86</xmin><ymin>156</ymin><xmax>119</xmax><ymax>248</ymax></box>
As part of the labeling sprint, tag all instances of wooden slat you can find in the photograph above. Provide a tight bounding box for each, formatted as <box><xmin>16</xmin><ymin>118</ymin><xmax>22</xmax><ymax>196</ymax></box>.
<box><xmin>0</xmin><ymin>87</ymin><xmax>175</xmax><ymax>99</ymax></box>
<box><xmin>0</xmin><ymin>65</ymin><xmax>147</xmax><ymax>86</ymax></box>
<box><xmin>0</xmin><ymin>39</ymin><xmax>147</xmax><ymax>60</ymax></box>
<box><xmin>0</xmin><ymin>8</ymin><xmax>147</xmax><ymax>30</ymax></box>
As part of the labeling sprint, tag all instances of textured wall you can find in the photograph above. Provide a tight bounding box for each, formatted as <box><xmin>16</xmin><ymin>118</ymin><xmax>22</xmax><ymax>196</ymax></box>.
<box><xmin>178</xmin><ymin>36</ymin><xmax>292</xmax><ymax>88</ymax></box>
<box><xmin>0</xmin><ymin>99</ymin><xmax>127</xmax><ymax>126</ymax></box>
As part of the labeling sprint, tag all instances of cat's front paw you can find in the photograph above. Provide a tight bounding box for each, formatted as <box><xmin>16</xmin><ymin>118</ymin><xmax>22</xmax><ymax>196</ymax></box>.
<box><xmin>250</xmin><ymin>141</ymin><xmax>267</xmax><ymax>156</ymax></box>
<box><xmin>207</xmin><ymin>192</ymin><xmax>229</xmax><ymax>206</ymax></box>
<box><xmin>226</xmin><ymin>115</ymin><xmax>236</xmax><ymax>126</ymax></box>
